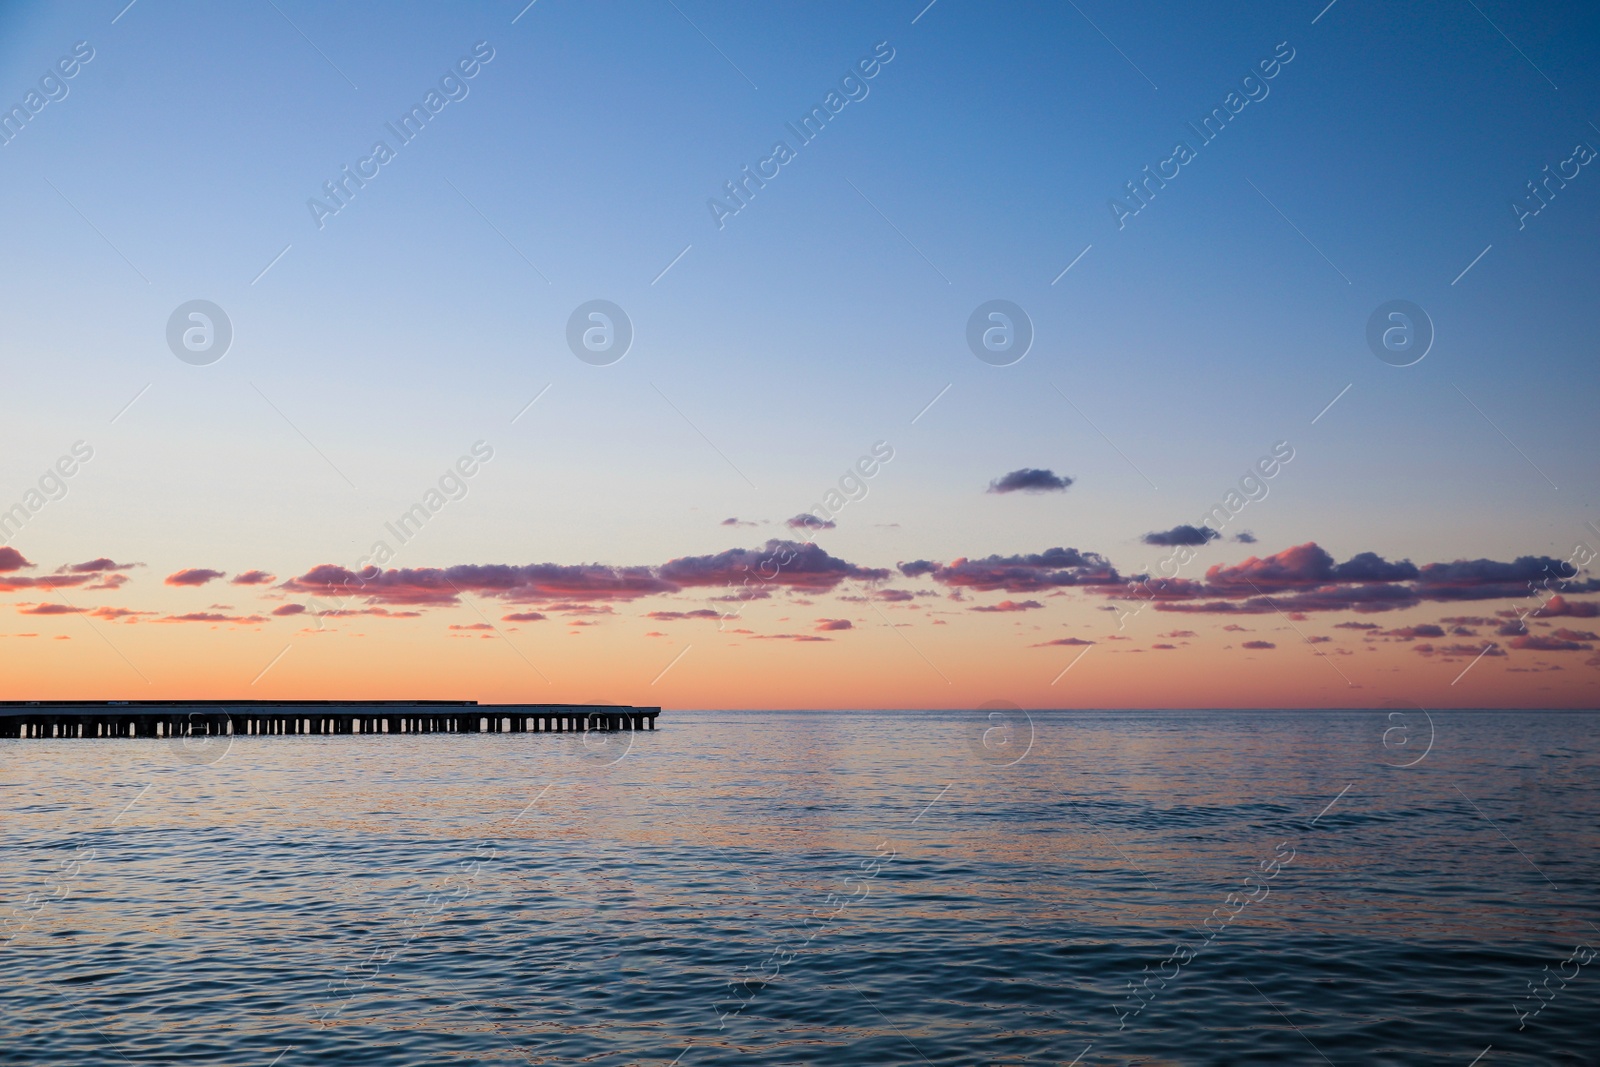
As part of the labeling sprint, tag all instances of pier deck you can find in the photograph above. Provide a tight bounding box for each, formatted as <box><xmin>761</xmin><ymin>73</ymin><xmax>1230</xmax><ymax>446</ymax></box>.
<box><xmin>0</xmin><ymin>700</ymin><xmax>660</xmax><ymax>739</ymax></box>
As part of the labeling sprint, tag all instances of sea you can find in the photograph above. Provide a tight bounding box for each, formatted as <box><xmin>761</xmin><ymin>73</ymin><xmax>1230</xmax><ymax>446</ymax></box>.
<box><xmin>2</xmin><ymin>709</ymin><xmax>1596</xmax><ymax>1065</ymax></box>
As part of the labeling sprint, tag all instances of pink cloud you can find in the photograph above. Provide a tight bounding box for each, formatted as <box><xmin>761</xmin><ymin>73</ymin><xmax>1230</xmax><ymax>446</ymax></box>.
<box><xmin>89</xmin><ymin>606</ymin><xmax>156</xmax><ymax>621</ymax></box>
<box><xmin>1412</xmin><ymin>642</ymin><xmax>1505</xmax><ymax>659</ymax></box>
<box><xmin>1508</xmin><ymin>634</ymin><xmax>1592</xmax><ymax>652</ymax></box>
<box><xmin>56</xmin><ymin>558</ymin><xmax>141</xmax><ymax>574</ymax></box>
<box><xmin>1531</xmin><ymin>595</ymin><xmax>1600</xmax><ymax>618</ymax></box>
<box><xmin>17</xmin><ymin>603</ymin><xmax>83</xmax><ymax>615</ymax></box>
<box><xmin>1109</xmin><ymin>543</ymin><xmax>1600</xmax><ymax>616</ymax></box>
<box><xmin>281</xmin><ymin>540</ymin><xmax>888</xmax><ymax>606</ymax></box>
<box><xmin>899</xmin><ymin>547</ymin><xmax>1121</xmax><ymax>592</ymax></box>
<box><xmin>971</xmin><ymin>599</ymin><xmax>1045</xmax><ymax>613</ymax></box>
<box><xmin>157</xmin><ymin>612</ymin><xmax>267</xmax><ymax>624</ymax></box>
<box><xmin>165</xmin><ymin>568</ymin><xmax>226</xmax><ymax>587</ymax></box>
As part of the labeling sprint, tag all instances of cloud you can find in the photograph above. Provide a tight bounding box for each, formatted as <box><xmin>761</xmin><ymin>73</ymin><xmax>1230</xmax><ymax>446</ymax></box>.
<box><xmin>17</xmin><ymin>603</ymin><xmax>83</xmax><ymax>615</ymax></box>
<box><xmin>901</xmin><ymin>547</ymin><xmax>1122</xmax><ymax>593</ymax></box>
<box><xmin>1233</xmin><ymin>531</ymin><xmax>1258</xmax><ymax>543</ymax></box>
<box><xmin>786</xmin><ymin>513</ymin><xmax>836</xmax><ymax>531</ymax></box>
<box><xmin>1241</xmin><ymin>640</ymin><xmax>1276</xmax><ymax>649</ymax></box>
<box><xmin>1508</xmin><ymin>634</ymin><xmax>1593</xmax><ymax>652</ymax></box>
<box><xmin>89</xmin><ymin>606</ymin><xmax>156</xmax><ymax>621</ymax></box>
<box><xmin>874</xmin><ymin>589</ymin><xmax>916</xmax><ymax>602</ymax></box>
<box><xmin>1552</xmin><ymin>627</ymin><xmax>1600</xmax><ymax>642</ymax></box>
<box><xmin>970</xmin><ymin>598</ymin><xmax>1045</xmax><ymax>613</ymax></box>
<box><xmin>1530</xmin><ymin>595</ymin><xmax>1600</xmax><ymax>618</ymax></box>
<box><xmin>281</xmin><ymin>540</ymin><xmax>891</xmax><ymax>608</ymax></box>
<box><xmin>659</xmin><ymin>541</ymin><xmax>891</xmax><ymax>592</ymax></box>
<box><xmin>449</xmin><ymin>623</ymin><xmax>493</xmax><ymax>631</ymax></box>
<box><xmin>720</xmin><ymin>517</ymin><xmax>757</xmax><ymax>527</ymax></box>
<box><xmin>544</xmin><ymin>603</ymin><xmax>616</xmax><ymax>616</ymax></box>
<box><xmin>0</xmin><ymin>554</ymin><xmax>98</xmax><ymax>592</ymax></box>
<box><xmin>988</xmin><ymin>468</ymin><xmax>1073</xmax><ymax>494</ymax></box>
<box><xmin>281</xmin><ymin>563</ymin><xmax>671</xmax><ymax>605</ymax></box>
<box><xmin>1029</xmin><ymin>636</ymin><xmax>1094</xmax><ymax>647</ymax></box>
<box><xmin>1160</xmin><ymin>630</ymin><xmax>1197</xmax><ymax>639</ymax></box>
<box><xmin>815</xmin><ymin>618</ymin><xmax>852</xmax><ymax>631</ymax></box>
<box><xmin>1222</xmin><ymin>624</ymin><xmax>1251</xmax><ymax>632</ymax></box>
<box><xmin>272</xmin><ymin>604</ymin><xmax>307</xmax><ymax>616</ymax></box>
<box><xmin>231</xmin><ymin>570</ymin><xmax>276</xmax><ymax>585</ymax></box>
<box><xmin>646</xmin><ymin>609</ymin><xmax>721</xmax><ymax>621</ymax></box>
<box><xmin>1152</xmin><ymin>643</ymin><xmax>1177</xmax><ymax>650</ymax></box>
<box><xmin>1412</xmin><ymin>642</ymin><xmax>1507</xmax><ymax>658</ymax></box>
<box><xmin>1142</xmin><ymin>525</ymin><xmax>1221</xmax><ymax>547</ymax></box>
<box><xmin>749</xmin><ymin>633</ymin><xmax>832</xmax><ymax>642</ymax></box>
<box><xmin>317</xmin><ymin>607</ymin><xmax>423</xmax><ymax>619</ymax></box>
<box><xmin>1334</xmin><ymin>621</ymin><xmax>1379</xmax><ymax>630</ymax></box>
<box><xmin>166</xmin><ymin>568</ymin><xmax>226</xmax><ymax>587</ymax></box>
<box><xmin>1376</xmin><ymin>625</ymin><xmax>1446</xmax><ymax>641</ymax></box>
<box><xmin>1117</xmin><ymin>542</ymin><xmax>1600</xmax><ymax>616</ymax></box>
<box><xmin>56</xmin><ymin>558</ymin><xmax>141</xmax><ymax>574</ymax></box>
<box><xmin>502</xmin><ymin>612</ymin><xmax>547</xmax><ymax>622</ymax></box>
<box><xmin>157</xmin><ymin>612</ymin><xmax>267</xmax><ymax>624</ymax></box>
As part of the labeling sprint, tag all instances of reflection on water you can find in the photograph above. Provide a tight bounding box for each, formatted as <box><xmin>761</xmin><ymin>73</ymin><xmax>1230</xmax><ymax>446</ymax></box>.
<box><xmin>2</xmin><ymin>710</ymin><xmax>1597</xmax><ymax>1065</ymax></box>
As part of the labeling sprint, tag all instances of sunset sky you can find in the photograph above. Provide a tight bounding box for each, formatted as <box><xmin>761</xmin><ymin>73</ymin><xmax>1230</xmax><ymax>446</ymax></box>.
<box><xmin>1</xmin><ymin>0</ymin><xmax>1597</xmax><ymax>708</ymax></box>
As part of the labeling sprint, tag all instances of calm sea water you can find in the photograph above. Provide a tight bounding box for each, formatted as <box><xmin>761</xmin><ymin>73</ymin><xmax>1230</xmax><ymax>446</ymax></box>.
<box><xmin>2</xmin><ymin>709</ymin><xmax>1597</xmax><ymax>1066</ymax></box>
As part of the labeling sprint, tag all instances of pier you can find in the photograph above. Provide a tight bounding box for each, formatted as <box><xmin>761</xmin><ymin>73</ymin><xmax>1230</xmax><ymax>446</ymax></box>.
<box><xmin>0</xmin><ymin>700</ymin><xmax>660</xmax><ymax>739</ymax></box>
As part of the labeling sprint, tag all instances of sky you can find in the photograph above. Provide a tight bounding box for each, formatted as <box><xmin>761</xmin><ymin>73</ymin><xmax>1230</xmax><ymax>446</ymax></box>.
<box><xmin>1</xmin><ymin>0</ymin><xmax>1597</xmax><ymax>709</ymax></box>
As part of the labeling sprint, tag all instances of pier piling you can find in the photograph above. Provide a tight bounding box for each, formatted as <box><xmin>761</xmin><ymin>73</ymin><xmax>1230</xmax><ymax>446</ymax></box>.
<box><xmin>0</xmin><ymin>701</ymin><xmax>660</xmax><ymax>740</ymax></box>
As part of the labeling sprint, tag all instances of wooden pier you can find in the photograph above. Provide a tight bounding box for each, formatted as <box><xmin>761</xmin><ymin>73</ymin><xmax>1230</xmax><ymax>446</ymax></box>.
<box><xmin>0</xmin><ymin>700</ymin><xmax>660</xmax><ymax>739</ymax></box>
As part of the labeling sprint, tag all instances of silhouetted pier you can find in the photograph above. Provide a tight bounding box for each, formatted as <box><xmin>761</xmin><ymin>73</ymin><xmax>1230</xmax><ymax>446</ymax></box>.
<box><xmin>0</xmin><ymin>700</ymin><xmax>659</xmax><ymax>739</ymax></box>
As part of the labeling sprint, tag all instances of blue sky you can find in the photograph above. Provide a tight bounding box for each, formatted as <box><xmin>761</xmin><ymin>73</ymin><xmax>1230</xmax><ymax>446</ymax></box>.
<box><xmin>1</xmin><ymin>0</ymin><xmax>1597</xmax><ymax>706</ymax></box>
